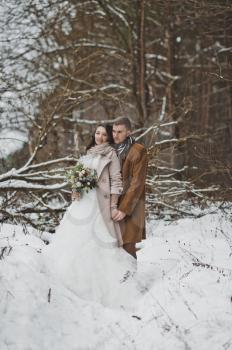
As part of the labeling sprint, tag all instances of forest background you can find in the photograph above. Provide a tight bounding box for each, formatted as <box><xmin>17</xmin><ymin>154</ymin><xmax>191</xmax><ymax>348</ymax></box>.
<box><xmin>0</xmin><ymin>0</ymin><xmax>231</xmax><ymax>231</ymax></box>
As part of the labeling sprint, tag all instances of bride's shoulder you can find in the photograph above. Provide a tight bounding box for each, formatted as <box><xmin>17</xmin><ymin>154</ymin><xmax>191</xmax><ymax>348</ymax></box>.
<box><xmin>107</xmin><ymin>146</ymin><xmax>117</xmax><ymax>157</ymax></box>
<box><xmin>108</xmin><ymin>145</ymin><xmax>116</xmax><ymax>152</ymax></box>
<box><xmin>107</xmin><ymin>148</ymin><xmax>119</xmax><ymax>165</ymax></box>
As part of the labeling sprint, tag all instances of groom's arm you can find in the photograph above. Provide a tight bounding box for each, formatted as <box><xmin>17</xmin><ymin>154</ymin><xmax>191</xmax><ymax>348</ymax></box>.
<box><xmin>118</xmin><ymin>146</ymin><xmax>148</xmax><ymax>217</ymax></box>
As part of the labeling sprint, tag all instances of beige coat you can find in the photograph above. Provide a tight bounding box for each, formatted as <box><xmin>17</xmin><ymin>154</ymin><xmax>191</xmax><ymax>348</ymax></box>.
<box><xmin>95</xmin><ymin>148</ymin><xmax>123</xmax><ymax>246</ymax></box>
<box><xmin>118</xmin><ymin>143</ymin><xmax>148</xmax><ymax>244</ymax></box>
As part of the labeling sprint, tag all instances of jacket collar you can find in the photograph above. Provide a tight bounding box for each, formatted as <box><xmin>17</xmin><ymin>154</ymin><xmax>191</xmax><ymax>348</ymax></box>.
<box><xmin>95</xmin><ymin>153</ymin><xmax>112</xmax><ymax>179</ymax></box>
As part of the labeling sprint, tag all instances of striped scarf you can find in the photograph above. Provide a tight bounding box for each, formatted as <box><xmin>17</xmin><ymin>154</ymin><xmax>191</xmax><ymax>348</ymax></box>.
<box><xmin>114</xmin><ymin>136</ymin><xmax>135</xmax><ymax>166</ymax></box>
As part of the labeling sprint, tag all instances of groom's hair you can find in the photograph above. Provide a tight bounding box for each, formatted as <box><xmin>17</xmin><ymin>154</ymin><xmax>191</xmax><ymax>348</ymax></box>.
<box><xmin>113</xmin><ymin>117</ymin><xmax>132</xmax><ymax>131</ymax></box>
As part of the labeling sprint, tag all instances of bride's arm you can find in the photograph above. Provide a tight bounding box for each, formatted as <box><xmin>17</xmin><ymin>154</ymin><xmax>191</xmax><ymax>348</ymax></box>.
<box><xmin>110</xmin><ymin>194</ymin><xmax>119</xmax><ymax>209</ymax></box>
<box><xmin>110</xmin><ymin>194</ymin><xmax>120</xmax><ymax>219</ymax></box>
<box><xmin>108</xmin><ymin>150</ymin><xmax>123</xmax><ymax>218</ymax></box>
<box><xmin>108</xmin><ymin>151</ymin><xmax>123</xmax><ymax>195</ymax></box>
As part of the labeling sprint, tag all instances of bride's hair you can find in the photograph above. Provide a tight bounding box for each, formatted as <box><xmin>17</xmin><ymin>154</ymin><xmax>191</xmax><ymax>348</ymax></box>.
<box><xmin>86</xmin><ymin>124</ymin><xmax>114</xmax><ymax>150</ymax></box>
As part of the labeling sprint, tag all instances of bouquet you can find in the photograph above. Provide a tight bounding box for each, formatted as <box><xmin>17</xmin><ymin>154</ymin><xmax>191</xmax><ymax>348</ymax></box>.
<box><xmin>65</xmin><ymin>162</ymin><xmax>98</xmax><ymax>196</ymax></box>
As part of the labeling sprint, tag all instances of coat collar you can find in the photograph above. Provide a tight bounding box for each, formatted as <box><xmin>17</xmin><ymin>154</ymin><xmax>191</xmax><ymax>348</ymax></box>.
<box><xmin>95</xmin><ymin>153</ymin><xmax>112</xmax><ymax>179</ymax></box>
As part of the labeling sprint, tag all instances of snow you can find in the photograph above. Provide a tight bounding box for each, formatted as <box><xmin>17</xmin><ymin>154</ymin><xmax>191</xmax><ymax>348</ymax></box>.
<box><xmin>0</xmin><ymin>130</ymin><xmax>27</xmax><ymax>159</ymax></box>
<box><xmin>1</xmin><ymin>209</ymin><xmax>232</xmax><ymax>349</ymax></box>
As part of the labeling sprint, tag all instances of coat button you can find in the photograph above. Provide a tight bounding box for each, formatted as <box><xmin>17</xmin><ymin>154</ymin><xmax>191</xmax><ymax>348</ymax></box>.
<box><xmin>104</xmin><ymin>194</ymin><xmax>109</xmax><ymax>199</ymax></box>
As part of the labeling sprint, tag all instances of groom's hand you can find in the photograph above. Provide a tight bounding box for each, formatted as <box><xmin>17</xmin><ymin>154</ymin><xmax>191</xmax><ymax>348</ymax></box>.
<box><xmin>112</xmin><ymin>209</ymin><xmax>126</xmax><ymax>221</ymax></box>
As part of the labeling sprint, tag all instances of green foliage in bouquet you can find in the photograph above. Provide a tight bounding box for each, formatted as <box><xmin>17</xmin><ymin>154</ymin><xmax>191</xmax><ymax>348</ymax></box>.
<box><xmin>65</xmin><ymin>162</ymin><xmax>98</xmax><ymax>196</ymax></box>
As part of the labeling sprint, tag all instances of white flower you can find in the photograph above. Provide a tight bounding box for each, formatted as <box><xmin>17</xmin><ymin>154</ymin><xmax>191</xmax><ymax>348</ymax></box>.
<box><xmin>76</xmin><ymin>182</ymin><xmax>82</xmax><ymax>187</ymax></box>
<box><xmin>87</xmin><ymin>182</ymin><xmax>90</xmax><ymax>186</ymax></box>
<box><xmin>81</xmin><ymin>170</ymin><xmax>86</xmax><ymax>175</ymax></box>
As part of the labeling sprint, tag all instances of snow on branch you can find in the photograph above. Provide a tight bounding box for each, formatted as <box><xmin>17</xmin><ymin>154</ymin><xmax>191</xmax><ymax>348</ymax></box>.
<box><xmin>105</xmin><ymin>4</ymin><xmax>129</xmax><ymax>27</ymax></box>
<box><xmin>46</xmin><ymin>42</ymin><xmax>127</xmax><ymax>54</ymax></box>
<box><xmin>0</xmin><ymin>154</ymin><xmax>77</xmax><ymax>230</ymax></box>
<box><xmin>75</xmin><ymin>83</ymin><xmax>130</xmax><ymax>95</ymax></box>
<box><xmin>136</xmin><ymin>121</ymin><xmax>178</xmax><ymax>141</ymax></box>
<box><xmin>0</xmin><ymin>180</ymin><xmax>67</xmax><ymax>192</ymax></box>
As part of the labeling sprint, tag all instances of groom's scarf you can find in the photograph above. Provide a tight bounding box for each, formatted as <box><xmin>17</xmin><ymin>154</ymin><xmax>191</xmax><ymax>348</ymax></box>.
<box><xmin>114</xmin><ymin>136</ymin><xmax>135</xmax><ymax>166</ymax></box>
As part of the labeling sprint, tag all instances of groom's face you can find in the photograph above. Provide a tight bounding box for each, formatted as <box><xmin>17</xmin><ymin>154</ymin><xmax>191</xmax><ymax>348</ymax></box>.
<box><xmin>112</xmin><ymin>124</ymin><xmax>131</xmax><ymax>144</ymax></box>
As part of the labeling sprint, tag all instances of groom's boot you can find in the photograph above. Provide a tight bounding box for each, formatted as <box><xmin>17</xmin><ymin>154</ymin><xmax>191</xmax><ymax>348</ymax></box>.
<box><xmin>123</xmin><ymin>243</ymin><xmax>137</xmax><ymax>260</ymax></box>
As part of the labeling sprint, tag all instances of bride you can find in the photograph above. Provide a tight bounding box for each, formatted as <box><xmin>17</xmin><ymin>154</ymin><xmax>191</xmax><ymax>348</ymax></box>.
<box><xmin>42</xmin><ymin>124</ymin><xmax>143</xmax><ymax>310</ymax></box>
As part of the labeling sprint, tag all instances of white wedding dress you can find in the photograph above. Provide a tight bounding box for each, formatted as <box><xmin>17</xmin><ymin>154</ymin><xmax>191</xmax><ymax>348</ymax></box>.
<box><xmin>43</xmin><ymin>154</ymin><xmax>144</xmax><ymax>310</ymax></box>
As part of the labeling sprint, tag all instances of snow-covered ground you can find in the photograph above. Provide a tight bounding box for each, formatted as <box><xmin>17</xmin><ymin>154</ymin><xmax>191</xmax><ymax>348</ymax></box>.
<box><xmin>1</xmin><ymin>209</ymin><xmax>232</xmax><ymax>350</ymax></box>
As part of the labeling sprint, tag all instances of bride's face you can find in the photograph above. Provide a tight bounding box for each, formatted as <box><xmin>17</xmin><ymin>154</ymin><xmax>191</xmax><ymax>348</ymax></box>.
<box><xmin>95</xmin><ymin>126</ymin><xmax>108</xmax><ymax>145</ymax></box>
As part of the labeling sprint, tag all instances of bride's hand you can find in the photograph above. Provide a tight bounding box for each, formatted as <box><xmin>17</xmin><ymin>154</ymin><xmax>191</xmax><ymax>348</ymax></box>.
<box><xmin>111</xmin><ymin>209</ymin><xmax>126</xmax><ymax>221</ymax></box>
<box><xmin>71</xmin><ymin>191</ymin><xmax>80</xmax><ymax>201</ymax></box>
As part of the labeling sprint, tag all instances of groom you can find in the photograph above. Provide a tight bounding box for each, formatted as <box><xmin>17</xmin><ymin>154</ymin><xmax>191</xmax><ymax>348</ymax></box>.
<box><xmin>112</xmin><ymin>117</ymin><xmax>148</xmax><ymax>259</ymax></box>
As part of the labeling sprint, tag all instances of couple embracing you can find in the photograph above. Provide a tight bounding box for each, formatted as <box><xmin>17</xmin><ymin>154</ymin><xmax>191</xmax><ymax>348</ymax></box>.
<box><xmin>43</xmin><ymin>117</ymin><xmax>148</xmax><ymax>308</ymax></box>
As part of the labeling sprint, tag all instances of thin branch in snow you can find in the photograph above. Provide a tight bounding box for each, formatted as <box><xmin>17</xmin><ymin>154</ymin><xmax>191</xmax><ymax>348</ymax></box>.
<box><xmin>47</xmin><ymin>288</ymin><xmax>51</xmax><ymax>303</ymax></box>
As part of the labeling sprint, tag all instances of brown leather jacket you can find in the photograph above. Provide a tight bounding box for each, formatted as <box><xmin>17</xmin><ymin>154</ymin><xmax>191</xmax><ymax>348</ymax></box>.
<box><xmin>118</xmin><ymin>143</ymin><xmax>148</xmax><ymax>244</ymax></box>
